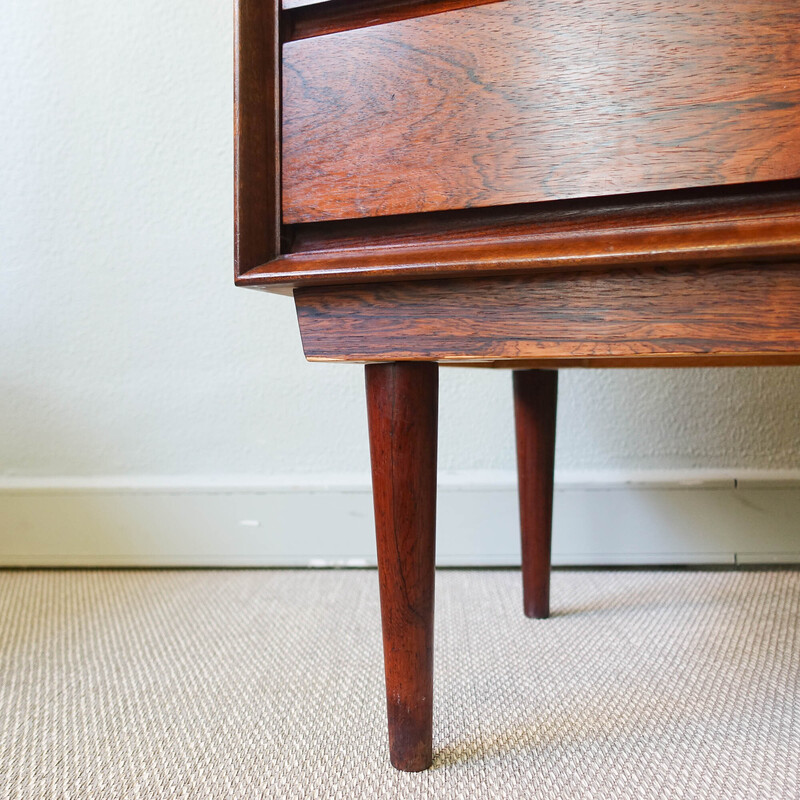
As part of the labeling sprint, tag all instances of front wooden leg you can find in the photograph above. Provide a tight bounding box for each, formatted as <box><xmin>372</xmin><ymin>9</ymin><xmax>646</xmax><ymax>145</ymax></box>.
<box><xmin>366</xmin><ymin>362</ymin><xmax>438</xmax><ymax>772</ymax></box>
<box><xmin>513</xmin><ymin>369</ymin><xmax>558</xmax><ymax>619</ymax></box>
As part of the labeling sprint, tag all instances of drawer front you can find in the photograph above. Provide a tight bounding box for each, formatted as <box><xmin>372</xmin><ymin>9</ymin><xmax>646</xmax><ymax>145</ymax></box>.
<box><xmin>282</xmin><ymin>0</ymin><xmax>800</xmax><ymax>224</ymax></box>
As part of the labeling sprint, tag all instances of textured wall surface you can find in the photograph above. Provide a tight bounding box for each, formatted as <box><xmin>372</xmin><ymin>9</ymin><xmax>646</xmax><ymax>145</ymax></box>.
<box><xmin>2</xmin><ymin>0</ymin><xmax>800</xmax><ymax>482</ymax></box>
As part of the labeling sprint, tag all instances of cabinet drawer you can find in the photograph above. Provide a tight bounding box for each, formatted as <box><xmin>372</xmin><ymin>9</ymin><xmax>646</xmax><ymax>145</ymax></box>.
<box><xmin>282</xmin><ymin>0</ymin><xmax>800</xmax><ymax>224</ymax></box>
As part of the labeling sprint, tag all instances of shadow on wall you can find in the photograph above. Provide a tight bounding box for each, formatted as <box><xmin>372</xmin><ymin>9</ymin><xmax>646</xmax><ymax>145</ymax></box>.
<box><xmin>553</xmin><ymin>366</ymin><xmax>800</xmax><ymax>471</ymax></box>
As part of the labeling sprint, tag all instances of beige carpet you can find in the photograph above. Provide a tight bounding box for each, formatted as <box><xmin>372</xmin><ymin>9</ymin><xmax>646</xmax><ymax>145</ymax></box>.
<box><xmin>0</xmin><ymin>569</ymin><xmax>797</xmax><ymax>799</ymax></box>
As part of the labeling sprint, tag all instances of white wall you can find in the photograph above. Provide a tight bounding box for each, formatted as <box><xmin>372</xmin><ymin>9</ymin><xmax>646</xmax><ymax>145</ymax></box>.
<box><xmin>2</xmin><ymin>0</ymin><xmax>799</xmax><ymax>564</ymax></box>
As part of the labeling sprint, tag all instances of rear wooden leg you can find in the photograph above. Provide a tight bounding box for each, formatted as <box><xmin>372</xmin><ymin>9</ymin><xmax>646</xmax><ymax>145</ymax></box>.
<box><xmin>366</xmin><ymin>362</ymin><xmax>438</xmax><ymax>771</ymax></box>
<box><xmin>513</xmin><ymin>369</ymin><xmax>558</xmax><ymax>619</ymax></box>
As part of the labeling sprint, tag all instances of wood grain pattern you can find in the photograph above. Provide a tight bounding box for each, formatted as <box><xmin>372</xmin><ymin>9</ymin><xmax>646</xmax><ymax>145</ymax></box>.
<box><xmin>282</xmin><ymin>0</ymin><xmax>800</xmax><ymax>224</ymax></box>
<box><xmin>234</xmin><ymin>0</ymin><xmax>280</xmax><ymax>277</ymax></box>
<box><xmin>514</xmin><ymin>370</ymin><xmax>557</xmax><ymax>619</ymax></box>
<box><xmin>366</xmin><ymin>362</ymin><xmax>438</xmax><ymax>772</ymax></box>
<box><xmin>236</xmin><ymin>182</ymin><xmax>800</xmax><ymax>289</ymax></box>
<box><xmin>295</xmin><ymin>264</ymin><xmax>800</xmax><ymax>362</ymax></box>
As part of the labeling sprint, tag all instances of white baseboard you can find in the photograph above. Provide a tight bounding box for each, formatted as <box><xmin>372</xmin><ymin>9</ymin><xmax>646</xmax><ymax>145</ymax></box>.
<box><xmin>0</xmin><ymin>471</ymin><xmax>798</xmax><ymax>567</ymax></box>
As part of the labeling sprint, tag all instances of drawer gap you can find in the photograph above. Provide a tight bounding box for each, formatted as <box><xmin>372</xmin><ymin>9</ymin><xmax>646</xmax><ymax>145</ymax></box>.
<box><xmin>285</xmin><ymin>180</ymin><xmax>800</xmax><ymax>256</ymax></box>
<box><xmin>284</xmin><ymin>0</ymin><xmax>503</xmax><ymax>41</ymax></box>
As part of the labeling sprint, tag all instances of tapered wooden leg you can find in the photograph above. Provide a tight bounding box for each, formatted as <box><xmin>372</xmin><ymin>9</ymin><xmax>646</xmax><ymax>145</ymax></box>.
<box><xmin>365</xmin><ymin>362</ymin><xmax>438</xmax><ymax>772</ymax></box>
<box><xmin>513</xmin><ymin>369</ymin><xmax>558</xmax><ymax>619</ymax></box>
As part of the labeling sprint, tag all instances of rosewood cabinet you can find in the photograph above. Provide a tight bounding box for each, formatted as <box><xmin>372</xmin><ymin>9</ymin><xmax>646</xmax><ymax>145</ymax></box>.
<box><xmin>234</xmin><ymin>0</ymin><xmax>800</xmax><ymax>771</ymax></box>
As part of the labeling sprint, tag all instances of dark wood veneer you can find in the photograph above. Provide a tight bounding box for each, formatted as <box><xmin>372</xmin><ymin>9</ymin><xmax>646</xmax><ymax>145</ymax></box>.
<box><xmin>237</xmin><ymin>182</ymin><xmax>800</xmax><ymax>290</ymax></box>
<box><xmin>295</xmin><ymin>264</ymin><xmax>800</xmax><ymax>362</ymax></box>
<box><xmin>283</xmin><ymin>0</ymin><xmax>800</xmax><ymax>224</ymax></box>
<box><xmin>234</xmin><ymin>0</ymin><xmax>800</xmax><ymax>294</ymax></box>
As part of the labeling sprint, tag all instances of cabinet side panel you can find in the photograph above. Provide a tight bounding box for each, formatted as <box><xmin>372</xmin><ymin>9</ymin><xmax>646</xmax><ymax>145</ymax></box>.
<box><xmin>235</xmin><ymin>0</ymin><xmax>280</xmax><ymax>276</ymax></box>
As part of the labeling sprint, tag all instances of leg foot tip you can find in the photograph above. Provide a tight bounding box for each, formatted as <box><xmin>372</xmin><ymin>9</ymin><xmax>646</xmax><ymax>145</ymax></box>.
<box><xmin>524</xmin><ymin>604</ymin><xmax>550</xmax><ymax>619</ymax></box>
<box><xmin>390</xmin><ymin>758</ymin><xmax>432</xmax><ymax>772</ymax></box>
<box><xmin>389</xmin><ymin>750</ymin><xmax>433</xmax><ymax>772</ymax></box>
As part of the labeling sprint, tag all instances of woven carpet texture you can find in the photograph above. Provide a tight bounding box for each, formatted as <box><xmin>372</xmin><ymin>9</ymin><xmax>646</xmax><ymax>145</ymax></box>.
<box><xmin>0</xmin><ymin>569</ymin><xmax>797</xmax><ymax>799</ymax></box>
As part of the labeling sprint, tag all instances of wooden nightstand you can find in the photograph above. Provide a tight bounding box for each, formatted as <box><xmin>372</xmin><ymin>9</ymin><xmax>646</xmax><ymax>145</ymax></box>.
<box><xmin>234</xmin><ymin>0</ymin><xmax>800</xmax><ymax>771</ymax></box>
